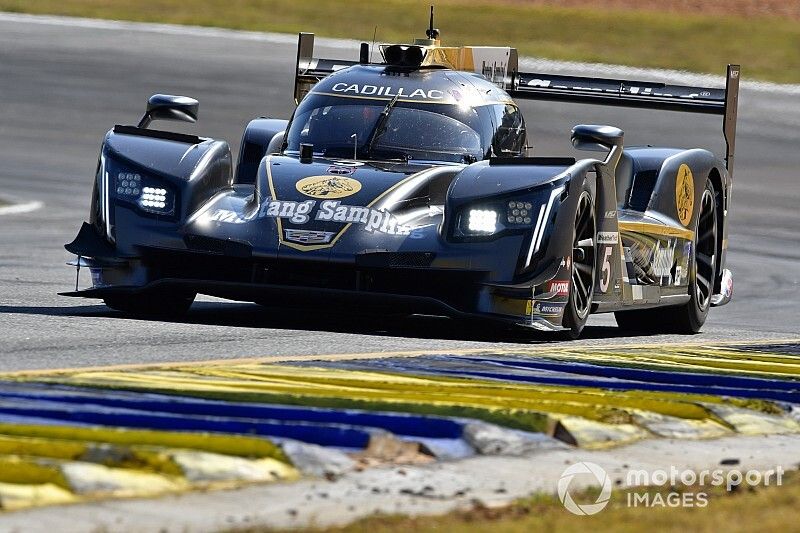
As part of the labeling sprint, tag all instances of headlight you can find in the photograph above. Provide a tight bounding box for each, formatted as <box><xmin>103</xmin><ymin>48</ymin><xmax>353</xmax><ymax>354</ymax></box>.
<box><xmin>467</xmin><ymin>209</ymin><xmax>498</xmax><ymax>233</ymax></box>
<box><xmin>140</xmin><ymin>187</ymin><xmax>168</xmax><ymax>210</ymax></box>
<box><xmin>457</xmin><ymin>199</ymin><xmax>538</xmax><ymax>238</ymax></box>
<box><xmin>115</xmin><ymin>172</ymin><xmax>175</xmax><ymax>215</ymax></box>
<box><xmin>452</xmin><ymin>183</ymin><xmax>565</xmax><ymax>242</ymax></box>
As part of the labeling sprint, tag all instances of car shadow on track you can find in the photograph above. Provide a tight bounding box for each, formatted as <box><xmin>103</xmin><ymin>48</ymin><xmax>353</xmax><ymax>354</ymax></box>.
<box><xmin>0</xmin><ymin>301</ymin><xmax>662</xmax><ymax>345</ymax></box>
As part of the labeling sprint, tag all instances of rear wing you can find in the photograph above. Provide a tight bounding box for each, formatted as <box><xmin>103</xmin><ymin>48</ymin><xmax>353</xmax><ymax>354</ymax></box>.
<box><xmin>293</xmin><ymin>32</ymin><xmax>740</xmax><ymax>177</ymax></box>
<box><xmin>510</xmin><ymin>65</ymin><xmax>741</xmax><ymax>177</ymax></box>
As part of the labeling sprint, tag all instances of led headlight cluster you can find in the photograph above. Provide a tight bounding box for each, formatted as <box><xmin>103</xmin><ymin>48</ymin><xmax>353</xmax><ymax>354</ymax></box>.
<box><xmin>507</xmin><ymin>201</ymin><xmax>533</xmax><ymax>225</ymax></box>
<box><xmin>453</xmin><ymin>183</ymin><xmax>566</xmax><ymax>249</ymax></box>
<box><xmin>116</xmin><ymin>172</ymin><xmax>141</xmax><ymax>198</ymax></box>
<box><xmin>458</xmin><ymin>201</ymin><xmax>536</xmax><ymax>237</ymax></box>
<box><xmin>114</xmin><ymin>171</ymin><xmax>174</xmax><ymax>214</ymax></box>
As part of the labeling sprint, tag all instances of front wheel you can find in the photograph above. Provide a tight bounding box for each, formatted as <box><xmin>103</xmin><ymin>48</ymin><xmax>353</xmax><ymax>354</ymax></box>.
<box><xmin>615</xmin><ymin>178</ymin><xmax>717</xmax><ymax>334</ymax></box>
<box><xmin>561</xmin><ymin>188</ymin><xmax>596</xmax><ymax>339</ymax></box>
<box><xmin>104</xmin><ymin>290</ymin><xmax>195</xmax><ymax>319</ymax></box>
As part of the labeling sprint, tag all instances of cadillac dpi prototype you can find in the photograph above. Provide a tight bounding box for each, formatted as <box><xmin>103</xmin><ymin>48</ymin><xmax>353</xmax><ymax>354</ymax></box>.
<box><xmin>63</xmin><ymin>20</ymin><xmax>740</xmax><ymax>338</ymax></box>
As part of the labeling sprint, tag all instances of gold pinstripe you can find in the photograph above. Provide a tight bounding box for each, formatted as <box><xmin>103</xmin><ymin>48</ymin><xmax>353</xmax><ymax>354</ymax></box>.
<box><xmin>619</xmin><ymin>221</ymin><xmax>694</xmax><ymax>240</ymax></box>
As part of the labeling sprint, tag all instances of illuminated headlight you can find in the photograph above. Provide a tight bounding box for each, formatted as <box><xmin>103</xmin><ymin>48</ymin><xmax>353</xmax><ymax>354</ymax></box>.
<box><xmin>467</xmin><ymin>209</ymin><xmax>498</xmax><ymax>234</ymax></box>
<box><xmin>453</xmin><ymin>186</ymin><xmax>561</xmax><ymax>241</ymax></box>
<box><xmin>114</xmin><ymin>172</ymin><xmax>174</xmax><ymax>214</ymax></box>
<box><xmin>140</xmin><ymin>187</ymin><xmax>168</xmax><ymax>209</ymax></box>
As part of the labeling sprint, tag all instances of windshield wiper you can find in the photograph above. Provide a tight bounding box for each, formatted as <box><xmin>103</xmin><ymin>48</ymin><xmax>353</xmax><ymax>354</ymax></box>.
<box><xmin>364</xmin><ymin>94</ymin><xmax>400</xmax><ymax>159</ymax></box>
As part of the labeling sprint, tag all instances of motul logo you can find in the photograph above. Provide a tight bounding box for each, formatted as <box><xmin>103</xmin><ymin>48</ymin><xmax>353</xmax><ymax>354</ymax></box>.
<box><xmin>548</xmin><ymin>280</ymin><xmax>570</xmax><ymax>296</ymax></box>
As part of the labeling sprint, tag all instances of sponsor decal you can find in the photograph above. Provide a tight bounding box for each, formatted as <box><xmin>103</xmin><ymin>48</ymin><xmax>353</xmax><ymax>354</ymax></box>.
<box><xmin>722</xmin><ymin>271</ymin><xmax>734</xmax><ymax>298</ymax></box>
<box><xmin>313</xmin><ymin>200</ymin><xmax>412</xmax><ymax>234</ymax></box>
<box><xmin>534</xmin><ymin>301</ymin><xmax>566</xmax><ymax>317</ymax></box>
<box><xmin>675</xmin><ymin>163</ymin><xmax>694</xmax><ymax>226</ymax></box>
<box><xmin>258</xmin><ymin>199</ymin><xmax>316</xmax><ymax>224</ymax></box>
<box><xmin>597</xmin><ymin>231</ymin><xmax>619</xmax><ymax>245</ymax></box>
<box><xmin>284</xmin><ymin>229</ymin><xmax>335</xmax><ymax>245</ymax></box>
<box><xmin>407</xmin><ymin>227</ymin><xmax>429</xmax><ymax>239</ymax></box>
<box><xmin>604</xmin><ymin>210</ymin><xmax>617</xmax><ymax>219</ymax></box>
<box><xmin>207</xmin><ymin>199</ymin><xmax>417</xmax><ymax>237</ymax></box>
<box><xmin>526</xmin><ymin>79</ymin><xmax>551</xmax><ymax>88</ymax></box>
<box><xmin>547</xmin><ymin>280</ymin><xmax>570</xmax><ymax>297</ymax></box>
<box><xmin>330</xmin><ymin>83</ymin><xmax>445</xmax><ymax>100</ymax></box>
<box><xmin>207</xmin><ymin>209</ymin><xmax>248</xmax><ymax>224</ymax></box>
<box><xmin>326</xmin><ymin>166</ymin><xmax>354</xmax><ymax>175</ymax></box>
<box><xmin>296</xmin><ymin>176</ymin><xmax>362</xmax><ymax>199</ymax></box>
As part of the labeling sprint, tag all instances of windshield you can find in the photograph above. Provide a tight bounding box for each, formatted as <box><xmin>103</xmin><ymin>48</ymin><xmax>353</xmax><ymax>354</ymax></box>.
<box><xmin>285</xmin><ymin>94</ymin><xmax>486</xmax><ymax>163</ymax></box>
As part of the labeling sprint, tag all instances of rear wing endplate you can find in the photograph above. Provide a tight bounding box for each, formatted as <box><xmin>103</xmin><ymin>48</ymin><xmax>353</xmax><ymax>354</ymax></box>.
<box><xmin>294</xmin><ymin>33</ymin><xmax>359</xmax><ymax>105</ymax></box>
<box><xmin>509</xmin><ymin>65</ymin><xmax>740</xmax><ymax>177</ymax></box>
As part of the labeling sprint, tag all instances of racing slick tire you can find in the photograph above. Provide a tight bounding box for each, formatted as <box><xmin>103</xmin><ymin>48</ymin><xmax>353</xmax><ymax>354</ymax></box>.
<box><xmin>560</xmin><ymin>185</ymin><xmax>596</xmax><ymax>339</ymax></box>
<box><xmin>615</xmin><ymin>178</ymin><xmax>718</xmax><ymax>334</ymax></box>
<box><xmin>104</xmin><ymin>291</ymin><xmax>196</xmax><ymax>319</ymax></box>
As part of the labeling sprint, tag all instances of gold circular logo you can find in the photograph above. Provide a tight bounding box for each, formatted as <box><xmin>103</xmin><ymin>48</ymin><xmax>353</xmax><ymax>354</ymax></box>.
<box><xmin>675</xmin><ymin>164</ymin><xmax>694</xmax><ymax>227</ymax></box>
<box><xmin>295</xmin><ymin>176</ymin><xmax>362</xmax><ymax>199</ymax></box>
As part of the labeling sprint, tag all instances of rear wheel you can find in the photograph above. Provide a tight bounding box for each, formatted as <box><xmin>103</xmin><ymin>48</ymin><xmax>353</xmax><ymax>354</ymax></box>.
<box><xmin>615</xmin><ymin>178</ymin><xmax>717</xmax><ymax>333</ymax></box>
<box><xmin>104</xmin><ymin>290</ymin><xmax>195</xmax><ymax>319</ymax></box>
<box><xmin>561</xmin><ymin>188</ymin><xmax>596</xmax><ymax>339</ymax></box>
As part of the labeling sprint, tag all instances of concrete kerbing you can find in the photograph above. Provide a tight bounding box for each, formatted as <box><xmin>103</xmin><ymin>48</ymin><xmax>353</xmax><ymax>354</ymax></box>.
<box><xmin>0</xmin><ymin>423</ymin><xmax>289</xmax><ymax>463</ymax></box>
<box><xmin>280</xmin><ymin>440</ymin><xmax>356</xmax><ymax>478</ymax></box>
<box><xmin>1</xmin><ymin>433</ymin><xmax>798</xmax><ymax>531</ymax></box>
<box><xmin>0</xmin><ymin>483</ymin><xmax>75</xmax><ymax>511</ymax></box>
<box><xmin>463</xmin><ymin>422</ymin><xmax>568</xmax><ymax>455</ymax></box>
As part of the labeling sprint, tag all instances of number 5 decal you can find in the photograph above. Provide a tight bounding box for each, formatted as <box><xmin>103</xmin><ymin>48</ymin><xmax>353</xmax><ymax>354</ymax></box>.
<box><xmin>599</xmin><ymin>246</ymin><xmax>613</xmax><ymax>293</ymax></box>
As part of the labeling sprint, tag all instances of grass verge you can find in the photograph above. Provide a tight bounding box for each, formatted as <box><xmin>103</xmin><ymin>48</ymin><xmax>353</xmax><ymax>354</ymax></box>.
<box><xmin>1</xmin><ymin>0</ymin><xmax>799</xmax><ymax>83</ymax></box>
<box><xmin>253</xmin><ymin>471</ymin><xmax>800</xmax><ymax>532</ymax></box>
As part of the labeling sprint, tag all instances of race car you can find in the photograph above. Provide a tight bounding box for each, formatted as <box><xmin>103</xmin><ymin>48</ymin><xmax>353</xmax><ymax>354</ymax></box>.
<box><xmin>62</xmin><ymin>17</ymin><xmax>739</xmax><ymax>338</ymax></box>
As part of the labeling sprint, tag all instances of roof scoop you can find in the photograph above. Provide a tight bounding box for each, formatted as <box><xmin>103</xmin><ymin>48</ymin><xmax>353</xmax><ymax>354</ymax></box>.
<box><xmin>383</xmin><ymin>45</ymin><xmax>425</xmax><ymax>68</ymax></box>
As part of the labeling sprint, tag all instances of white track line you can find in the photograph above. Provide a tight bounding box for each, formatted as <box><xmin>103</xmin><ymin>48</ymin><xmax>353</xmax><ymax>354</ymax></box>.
<box><xmin>1</xmin><ymin>11</ymin><xmax>799</xmax><ymax>95</ymax></box>
<box><xmin>0</xmin><ymin>201</ymin><xmax>44</xmax><ymax>216</ymax></box>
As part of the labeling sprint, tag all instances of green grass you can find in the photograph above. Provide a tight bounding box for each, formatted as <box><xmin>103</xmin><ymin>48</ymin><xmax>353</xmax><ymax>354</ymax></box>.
<box><xmin>3</xmin><ymin>0</ymin><xmax>800</xmax><ymax>83</ymax></box>
<box><xmin>243</xmin><ymin>472</ymin><xmax>800</xmax><ymax>532</ymax></box>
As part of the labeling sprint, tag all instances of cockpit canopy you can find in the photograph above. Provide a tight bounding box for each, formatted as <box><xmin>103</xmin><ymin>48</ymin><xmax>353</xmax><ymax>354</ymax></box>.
<box><xmin>284</xmin><ymin>67</ymin><xmax>526</xmax><ymax>163</ymax></box>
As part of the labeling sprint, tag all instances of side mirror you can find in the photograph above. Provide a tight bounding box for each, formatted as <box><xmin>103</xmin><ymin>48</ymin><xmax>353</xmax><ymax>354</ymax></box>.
<box><xmin>137</xmin><ymin>94</ymin><xmax>199</xmax><ymax>129</ymax></box>
<box><xmin>571</xmin><ymin>124</ymin><xmax>624</xmax><ymax>152</ymax></box>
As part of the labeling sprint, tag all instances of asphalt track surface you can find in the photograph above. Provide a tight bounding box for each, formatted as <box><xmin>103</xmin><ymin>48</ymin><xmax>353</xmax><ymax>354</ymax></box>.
<box><xmin>0</xmin><ymin>14</ymin><xmax>798</xmax><ymax>372</ymax></box>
